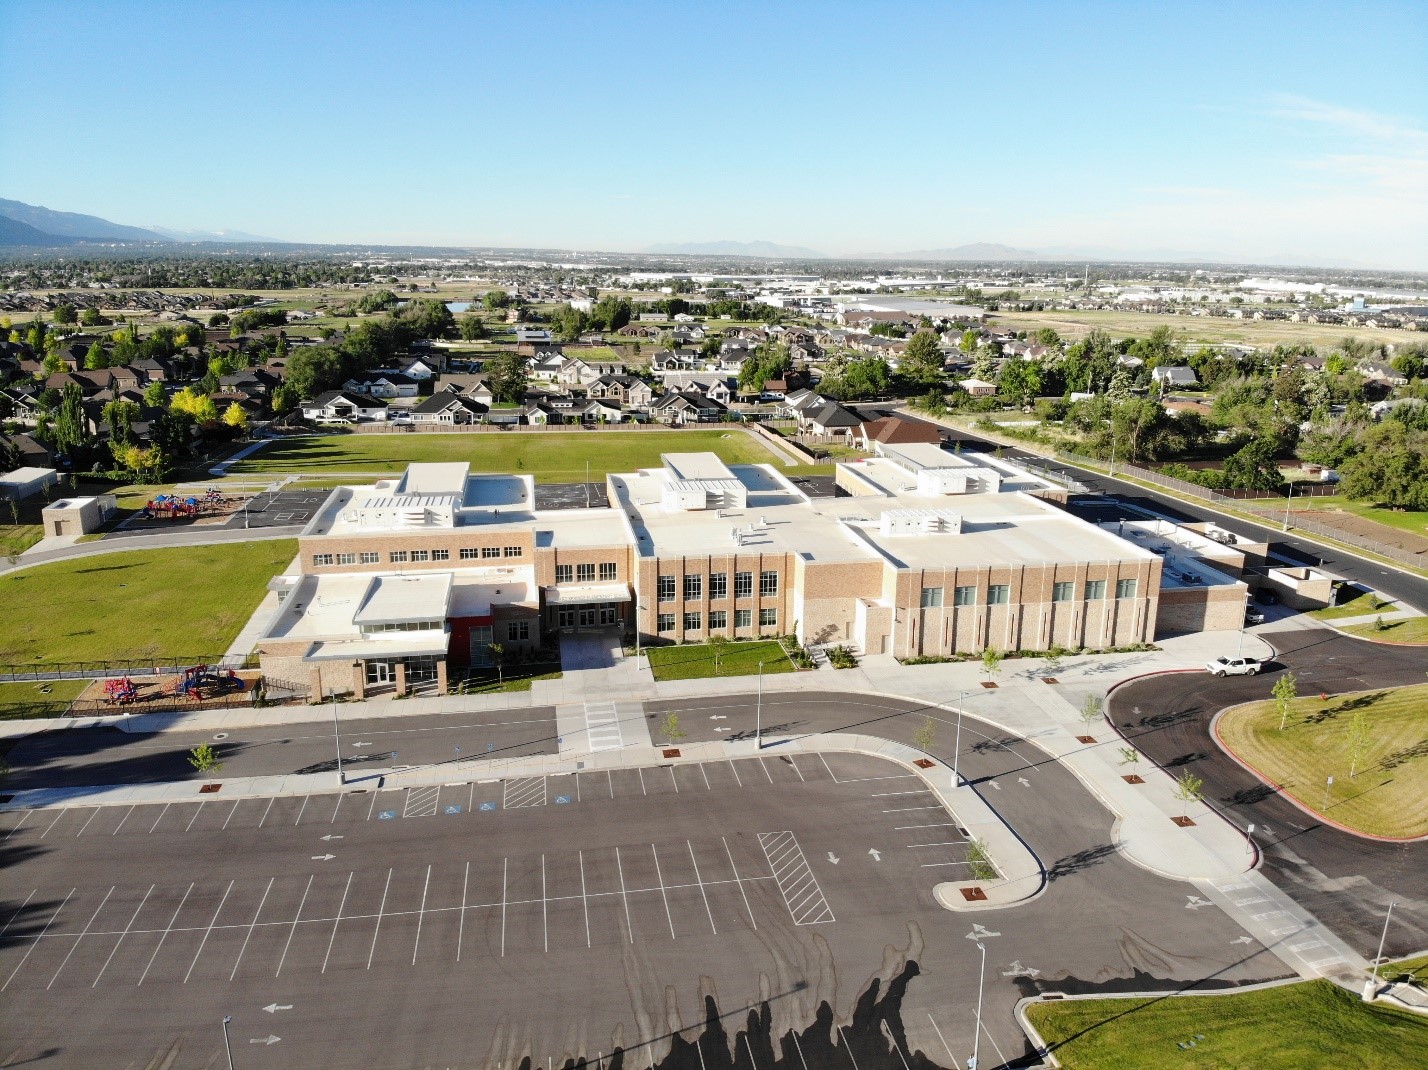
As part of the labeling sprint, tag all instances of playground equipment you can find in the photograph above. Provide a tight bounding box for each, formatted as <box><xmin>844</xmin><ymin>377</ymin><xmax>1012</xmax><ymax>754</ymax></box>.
<box><xmin>102</xmin><ymin>676</ymin><xmax>139</xmax><ymax>705</ymax></box>
<box><xmin>171</xmin><ymin>664</ymin><xmax>245</xmax><ymax>701</ymax></box>
<box><xmin>139</xmin><ymin>494</ymin><xmax>200</xmax><ymax>520</ymax></box>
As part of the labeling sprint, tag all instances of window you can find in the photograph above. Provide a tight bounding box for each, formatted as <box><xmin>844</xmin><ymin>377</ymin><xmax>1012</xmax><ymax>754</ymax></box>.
<box><xmin>759</xmin><ymin>608</ymin><xmax>778</xmax><ymax>627</ymax></box>
<box><xmin>337</xmin><ymin>552</ymin><xmax>356</xmax><ymax>566</ymax></box>
<box><xmin>460</xmin><ymin>547</ymin><xmax>478</xmax><ymax>560</ymax></box>
<box><xmin>506</xmin><ymin>621</ymin><xmax>530</xmax><ymax>640</ymax></box>
<box><xmin>1052</xmin><ymin>581</ymin><xmax>1075</xmax><ymax>602</ymax></box>
<box><xmin>684</xmin><ymin>574</ymin><xmax>702</xmax><ymax>600</ymax></box>
<box><xmin>988</xmin><ymin>584</ymin><xmax>1010</xmax><ymax>605</ymax></box>
<box><xmin>735</xmin><ymin>609</ymin><xmax>752</xmax><ymax>629</ymax></box>
<box><xmin>657</xmin><ymin>613</ymin><xmax>675</xmax><ymax>632</ymax></box>
<box><xmin>760</xmin><ymin>570</ymin><xmax>779</xmax><ymax>596</ymax></box>
<box><xmin>599</xmin><ymin>562</ymin><xmax>617</xmax><ymax>581</ymax></box>
<box><xmin>389</xmin><ymin>551</ymin><xmax>408</xmax><ymax>563</ymax></box>
<box><xmin>1116</xmin><ymin>578</ymin><xmax>1138</xmax><ymax>599</ymax></box>
<box><xmin>657</xmin><ymin>575</ymin><xmax>676</xmax><ymax>602</ymax></box>
<box><xmin>360</xmin><ymin>552</ymin><xmax>379</xmax><ymax>564</ymax></box>
<box><xmin>312</xmin><ymin>553</ymin><xmax>334</xmax><ymax>566</ymax></box>
<box><xmin>577</xmin><ymin>563</ymin><xmax>596</xmax><ymax>583</ymax></box>
<box><xmin>410</xmin><ymin>550</ymin><xmax>430</xmax><ymax>562</ymax></box>
<box><xmin>709</xmin><ymin>572</ymin><xmax>727</xmax><ymax>598</ymax></box>
<box><xmin>432</xmin><ymin>549</ymin><xmax>450</xmax><ymax>562</ymax></box>
<box><xmin>683</xmin><ymin>611</ymin><xmax>702</xmax><ymax>631</ymax></box>
<box><xmin>734</xmin><ymin>571</ymin><xmax>753</xmax><ymax>597</ymax></box>
<box><xmin>954</xmin><ymin>585</ymin><xmax>977</xmax><ymax>606</ymax></box>
<box><xmin>556</xmin><ymin>564</ymin><xmax>573</xmax><ymax>583</ymax></box>
<box><xmin>481</xmin><ymin>546</ymin><xmax>501</xmax><ymax>559</ymax></box>
<box><xmin>709</xmin><ymin>610</ymin><xmax>727</xmax><ymax>630</ymax></box>
<box><xmin>920</xmin><ymin>586</ymin><xmax>943</xmax><ymax>608</ymax></box>
<box><xmin>503</xmin><ymin>546</ymin><xmax>522</xmax><ymax>558</ymax></box>
<box><xmin>1085</xmin><ymin>579</ymin><xmax>1106</xmax><ymax>600</ymax></box>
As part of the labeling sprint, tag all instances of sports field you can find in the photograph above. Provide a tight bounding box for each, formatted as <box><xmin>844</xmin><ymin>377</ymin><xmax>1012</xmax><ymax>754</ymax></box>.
<box><xmin>1025</xmin><ymin>979</ymin><xmax>1428</xmax><ymax>1070</ymax></box>
<box><xmin>1215</xmin><ymin>684</ymin><xmax>1428</xmax><ymax>838</ymax></box>
<box><xmin>230</xmin><ymin>430</ymin><xmax>780</xmax><ymax>481</ymax></box>
<box><xmin>0</xmin><ymin>540</ymin><xmax>297</xmax><ymax>664</ymax></box>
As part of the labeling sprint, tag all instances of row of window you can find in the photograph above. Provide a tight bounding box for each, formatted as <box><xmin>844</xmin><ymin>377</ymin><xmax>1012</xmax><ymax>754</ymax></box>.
<box><xmin>313</xmin><ymin>545</ymin><xmax>524</xmax><ymax>568</ymax></box>
<box><xmin>554</xmin><ymin>562</ymin><xmax>619</xmax><ymax>583</ymax></box>
<box><xmin>918</xmin><ymin>578</ymin><xmax>1138</xmax><ymax>608</ymax></box>
<box><xmin>657</xmin><ymin>571</ymin><xmax>778</xmax><ymax>602</ymax></box>
<box><xmin>359</xmin><ymin>620</ymin><xmax>444</xmax><ymax>634</ymax></box>
<box><xmin>657</xmin><ymin>608</ymin><xmax>777</xmax><ymax>632</ymax></box>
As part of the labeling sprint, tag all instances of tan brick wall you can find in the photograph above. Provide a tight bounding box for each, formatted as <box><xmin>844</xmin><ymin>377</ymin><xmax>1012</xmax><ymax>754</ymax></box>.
<box><xmin>299</xmin><ymin>530</ymin><xmax>535</xmax><ymax>575</ymax></box>
<box><xmin>638</xmin><ymin>551</ymin><xmax>795</xmax><ymax>643</ymax></box>
<box><xmin>1156</xmin><ymin>583</ymin><xmax>1248</xmax><ymax>636</ymax></box>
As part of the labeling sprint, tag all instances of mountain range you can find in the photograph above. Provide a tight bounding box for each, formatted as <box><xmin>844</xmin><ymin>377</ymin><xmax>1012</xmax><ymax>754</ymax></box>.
<box><xmin>643</xmin><ymin>239</ymin><xmax>828</xmax><ymax>259</ymax></box>
<box><xmin>0</xmin><ymin>199</ymin><xmax>282</xmax><ymax>246</ymax></box>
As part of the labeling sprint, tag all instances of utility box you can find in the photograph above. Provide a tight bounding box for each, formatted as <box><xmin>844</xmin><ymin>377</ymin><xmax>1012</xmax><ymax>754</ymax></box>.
<box><xmin>41</xmin><ymin>495</ymin><xmax>118</xmax><ymax>537</ymax></box>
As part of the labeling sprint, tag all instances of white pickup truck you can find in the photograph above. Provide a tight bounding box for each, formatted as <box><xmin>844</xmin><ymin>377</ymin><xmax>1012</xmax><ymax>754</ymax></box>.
<box><xmin>1206</xmin><ymin>656</ymin><xmax>1265</xmax><ymax>677</ymax></box>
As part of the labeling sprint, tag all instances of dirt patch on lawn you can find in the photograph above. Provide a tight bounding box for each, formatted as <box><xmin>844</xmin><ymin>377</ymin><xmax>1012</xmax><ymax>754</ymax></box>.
<box><xmin>1291</xmin><ymin>509</ymin><xmax>1428</xmax><ymax>555</ymax></box>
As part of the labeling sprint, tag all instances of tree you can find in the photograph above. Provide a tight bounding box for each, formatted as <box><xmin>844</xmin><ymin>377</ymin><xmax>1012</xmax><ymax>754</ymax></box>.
<box><xmin>102</xmin><ymin>399</ymin><xmax>140</xmax><ymax>448</ymax></box>
<box><xmin>83</xmin><ymin>340</ymin><xmax>108</xmax><ymax>370</ymax></box>
<box><xmin>1173</xmin><ymin>771</ymin><xmax>1204</xmax><ymax>818</ymax></box>
<box><xmin>483</xmin><ymin>351</ymin><xmax>528</xmax><ymax>404</ymax></box>
<box><xmin>488</xmin><ymin>642</ymin><xmax>504</xmax><ymax>686</ymax></box>
<box><xmin>1080</xmin><ymin>694</ymin><xmax>1104</xmax><ymax>731</ymax></box>
<box><xmin>52</xmin><ymin>382</ymin><xmax>89</xmax><ymax>459</ymax></box>
<box><xmin>998</xmin><ymin>358</ymin><xmax>1044</xmax><ymax>407</ymax></box>
<box><xmin>188</xmin><ymin>743</ymin><xmax>223</xmax><ymax>774</ymax></box>
<box><xmin>1273</xmin><ymin>671</ymin><xmax>1298</xmax><ymax>730</ymax></box>
<box><xmin>965</xmin><ymin>838</ymin><xmax>996</xmax><ymax>881</ymax></box>
<box><xmin>143</xmin><ymin>380</ymin><xmax>166</xmax><ymax>408</ymax></box>
<box><xmin>900</xmin><ymin>330</ymin><xmax>946</xmax><ymax>386</ymax></box>
<box><xmin>981</xmin><ymin>647</ymin><xmax>1003</xmax><ymax>682</ymax></box>
<box><xmin>912</xmin><ymin>715</ymin><xmax>936</xmax><ymax>754</ymax></box>
<box><xmin>51</xmin><ymin>303</ymin><xmax>78</xmax><ymax>325</ymax></box>
<box><xmin>1041</xmin><ymin>645</ymin><xmax>1066</xmax><ymax>677</ymax></box>
<box><xmin>222</xmin><ymin>402</ymin><xmax>250</xmax><ymax>434</ymax></box>
<box><xmin>170</xmin><ymin>387</ymin><xmax>219</xmax><ymax>427</ymax></box>
<box><xmin>482</xmin><ymin>289</ymin><xmax>511</xmax><ymax>311</ymax></box>
<box><xmin>1222</xmin><ymin>437</ymin><xmax>1283</xmax><ymax>492</ymax></box>
<box><xmin>660</xmin><ymin>711</ymin><xmax>686</xmax><ymax>746</ymax></box>
<box><xmin>1118</xmin><ymin>746</ymin><xmax>1141</xmax><ymax>767</ymax></box>
<box><xmin>458</xmin><ymin>314</ymin><xmax>487</xmax><ymax>342</ymax></box>
<box><xmin>1346</xmin><ymin>711</ymin><xmax>1373</xmax><ymax>779</ymax></box>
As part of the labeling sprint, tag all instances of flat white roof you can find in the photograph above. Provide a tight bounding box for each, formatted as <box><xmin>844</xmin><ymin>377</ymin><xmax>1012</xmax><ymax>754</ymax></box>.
<box><xmin>662</xmin><ymin>452</ymin><xmax>736</xmax><ymax>482</ymax></box>
<box><xmin>352</xmin><ymin>573</ymin><xmax>453</xmax><ymax>625</ymax></box>
<box><xmin>398</xmin><ymin>462</ymin><xmax>470</xmax><ymax>494</ymax></box>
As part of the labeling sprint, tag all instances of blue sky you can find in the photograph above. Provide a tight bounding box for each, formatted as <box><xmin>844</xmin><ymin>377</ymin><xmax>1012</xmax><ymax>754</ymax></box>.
<box><xmin>3</xmin><ymin>1</ymin><xmax>1426</xmax><ymax>268</ymax></box>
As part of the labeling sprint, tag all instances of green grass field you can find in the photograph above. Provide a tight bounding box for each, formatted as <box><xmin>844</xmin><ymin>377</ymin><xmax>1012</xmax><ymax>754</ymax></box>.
<box><xmin>1379</xmin><ymin>954</ymin><xmax>1428</xmax><ymax>988</ymax></box>
<box><xmin>230</xmin><ymin>430</ymin><xmax>780</xmax><ymax>482</ymax></box>
<box><xmin>1308</xmin><ymin>588</ymin><xmax>1400</xmax><ymax>620</ymax></box>
<box><xmin>0</xmin><ymin>679</ymin><xmax>89</xmax><ymax>719</ymax></box>
<box><xmin>1342</xmin><ymin>616</ymin><xmax>1428</xmax><ymax>644</ymax></box>
<box><xmin>1216</xmin><ymin>683</ymin><xmax>1428</xmax><ymax>838</ymax></box>
<box><xmin>1025</xmin><ymin>979</ymin><xmax>1428</xmax><ymax>1070</ymax></box>
<box><xmin>645</xmin><ymin>640</ymin><xmax>795</xmax><ymax>681</ymax></box>
<box><xmin>1293</xmin><ymin>498</ymin><xmax>1428</xmax><ymax>539</ymax></box>
<box><xmin>0</xmin><ymin>540</ymin><xmax>297</xmax><ymax>665</ymax></box>
<box><xmin>988</xmin><ymin>307</ymin><xmax>1422</xmax><ymax>350</ymax></box>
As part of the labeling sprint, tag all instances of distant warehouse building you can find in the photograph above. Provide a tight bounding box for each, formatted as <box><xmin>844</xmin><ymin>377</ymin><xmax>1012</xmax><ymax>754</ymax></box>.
<box><xmin>256</xmin><ymin>448</ymin><xmax>1247</xmax><ymax>698</ymax></box>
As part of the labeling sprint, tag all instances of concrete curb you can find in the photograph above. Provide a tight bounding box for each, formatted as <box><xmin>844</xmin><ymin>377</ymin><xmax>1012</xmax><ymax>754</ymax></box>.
<box><xmin>1208</xmin><ymin>703</ymin><xmax>1428</xmax><ymax>844</ymax></box>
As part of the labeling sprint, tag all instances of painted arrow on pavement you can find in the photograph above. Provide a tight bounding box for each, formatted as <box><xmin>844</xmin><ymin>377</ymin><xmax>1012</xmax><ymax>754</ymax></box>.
<box><xmin>827</xmin><ymin>852</ymin><xmax>840</xmax><ymax>865</ymax></box>
<box><xmin>1231</xmin><ymin>936</ymin><xmax>1254</xmax><ymax>945</ymax></box>
<box><xmin>352</xmin><ymin>742</ymin><xmax>373</xmax><ymax>748</ymax></box>
<box><xmin>319</xmin><ymin>835</ymin><xmax>343</xmax><ymax>841</ymax></box>
<box><xmin>715</xmin><ymin>727</ymin><xmax>732</xmax><ymax>733</ymax></box>
<box><xmin>263</xmin><ymin>1004</ymin><xmax>293</xmax><ymax>1014</ymax></box>
<box><xmin>867</xmin><ymin>848</ymin><xmax>882</xmax><ymax>862</ymax></box>
<box><xmin>250</xmin><ymin>1036</ymin><xmax>281</xmax><ymax>1045</ymax></box>
<box><xmin>1017</xmin><ymin>777</ymin><xmax>1031</xmax><ymax>787</ymax></box>
<box><xmin>311</xmin><ymin>854</ymin><xmax>336</xmax><ymax>861</ymax></box>
<box><xmin>988</xmin><ymin>780</ymin><xmax>1001</xmax><ymax>790</ymax></box>
<box><xmin>710</xmin><ymin>715</ymin><xmax>728</xmax><ymax>720</ymax></box>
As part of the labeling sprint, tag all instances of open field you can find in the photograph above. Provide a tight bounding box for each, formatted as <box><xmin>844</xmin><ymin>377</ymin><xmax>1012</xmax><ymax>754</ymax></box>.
<box><xmin>1380</xmin><ymin>954</ymin><xmax>1428</xmax><ymax>988</ymax></box>
<box><xmin>1292</xmin><ymin>497</ymin><xmax>1428</xmax><ymax>541</ymax></box>
<box><xmin>645</xmin><ymin>640</ymin><xmax>795</xmax><ymax>681</ymax></box>
<box><xmin>1342</xmin><ymin>616</ymin><xmax>1428</xmax><ymax>644</ymax></box>
<box><xmin>230</xmin><ymin>430</ymin><xmax>781</xmax><ymax>481</ymax></box>
<box><xmin>1025</xmin><ymin>979</ymin><xmax>1428</xmax><ymax>1070</ymax></box>
<box><xmin>0</xmin><ymin>679</ymin><xmax>88</xmax><ymax>718</ymax></box>
<box><xmin>0</xmin><ymin>540</ymin><xmax>296</xmax><ymax>665</ymax></box>
<box><xmin>988</xmin><ymin>308</ymin><xmax>1421</xmax><ymax>349</ymax></box>
<box><xmin>1215</xmin><ymin>683</ymin><xmax>1428</xmax><ymax>838</ymax></box>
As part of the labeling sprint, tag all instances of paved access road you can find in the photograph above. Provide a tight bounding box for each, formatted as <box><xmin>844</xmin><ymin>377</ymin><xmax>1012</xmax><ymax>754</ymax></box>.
<box><xmin>1107</xmin><ymin>622</ymin><xmax>1428</xmax><ymax>962</ymax></box>
<box><xmin>0</xmin><ymin>719</ymin><xmax>1287</xmax><ymax>1069</ymax></box>
<box><xmin>2</xmin><ymin>708</ymin><xmax>559</xmax><ymax>791</ymax></box>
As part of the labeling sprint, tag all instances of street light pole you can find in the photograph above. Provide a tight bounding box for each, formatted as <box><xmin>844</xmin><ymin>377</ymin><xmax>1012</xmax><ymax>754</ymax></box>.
<box><xmin>331</xmin><ymin>689</ymin><xmax>344</xmax><ymax>785</ymax></box>
<box><xmin>970</xmin><ymin>941</ymin><xmax>987</xmax><ymax>1070</ymax></box>
<box><xmin>1282</xmin><ymin>480</ymin><xmax>1294</xmax><ymax>532</ymax></box>
<box><xmin>221</xmin><ymin>1016</ymin><xmax>235</xmax><ymax>1070</ymax></box>
<box><xmin>756</xmin><ymin>661</ymin><xmax>764</xmax><ymax>750</ymax></box>
<box><xmin>953</xmin><ymin>691</ymin><xmax>966</xmax><ymax>787</ymax></box>
<box><xmin>1367</xmin><ymin>901</ymin><xmax>1398</xmax><ymax>1000</ymax></box>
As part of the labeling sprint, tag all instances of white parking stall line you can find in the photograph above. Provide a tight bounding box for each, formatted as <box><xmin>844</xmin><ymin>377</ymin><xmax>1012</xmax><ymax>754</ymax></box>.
<box><xmin>275</xmin><ymin>875</ymin><xmax>315</xmax><ymax>976</ymax></box>
<box><xmin>578</xmin><ymin>850</ymin><xmax>591</xmax><ymax>949</ymax></box>
<box><xmin>413</xmin><ymin>865</ymin><xmax>433</xmax><ymax>965</ymax></box>
<box><xmin>456</xmin><ymin>862</ymin><xmax>470</xmax><ymax>962</ymax></box>
<box><xmin>500</xmin><ymin>859</ymin><xmax>508</xmax><ymax>958</ymax></box>
<box><xmin>367</xmin><ymin>792</ymin><xmax>379</xmax><ymax>821</ymax></box>
<box><xmin>921</xmin><ymin>861</ymin><xmax>972</xmax><ymax>868</ymax></box>
<box><xmin>905</xmin><ymin>841</ymin><xmax>964</xmax><ymax>848</ymax></box>
<box><xmin>881</xmin><ymin>805</ymin><xmax>943</xmax><ymax>813</ymax></box>
<box><xmin>47</xmin><ymin>885</ymin><xmax>115</xmax><ymax>990</ymax></box>
<box><xmin>3</xmin><ymin>888</ymin><xmax>74</xmax><ymax>992</ymax></box>
<box><xmin>540</xmin><ymin>856</ymin><xmax>548</xmax><ymax>954</ymax></box>
<box><xmin>138</xmin><ymin>881</ymin><xmax>193</xmax><ymax>986</ymax></box>
<box><xmin>758</xmin><ymin>758</ymin><xmax>775</xmax><ymax>785</ymax></box>
<box><xmin>757</xmin><ymin>831</ymin><xmax>834</xmax><ymax>925</ymax></box>
<box><xmin>293</xmin><ymin>796</ymin><xmax>309</xmax><ymax>825</ymax></box>
<box><xmin>185</xmin><ymin>802</ymin><xmax>207</xmax><ymax>832</ymax></box>
<box><xmin>257</xmin><ymin>797</ymin><xmax>276</xmax><ymax>829</ymax></box>
<box><xmin>0</xmin><ymin>891</ymin><xmax>36</xmax><ymax>939</ymax></box>
<box><xmin>688</xmin><ymin>841</ymin><xmax>717</xmax><ymax>935</ymax></box>
<box><xmin>638</xmin><ymin>767</ymin><xmax>647</xmax><ymax>796</ymax></box>
<box><xmin>871</xmin><ymin>790</ymin><xmax>929</xmax><ymax>797</ymax></box>
<box><xmin>787</xmin><ymin>757</ymin><xmax>806</xmax><ymax>782</ymax></box>
<box><xmin>321</xmin><ymin>872</ymin><xmax>354</xmax><ymax>974</ymax></box>
<box><xmin>111</xmin><ymin>806</ymin><xmax>137</xmax><ymax>835</ymax></box>
<box><xmin>92</xmin><ymin>883</ymin><xmax>154</xmax><ymax>987</ymax></box>
<box><xmin>39</xmin><ymin>809</ymin><xmax>68</xmax><ymax>839</ymax></box>
<box><xmin>222</xmin><ymin>800</ymin><xmax>242</xmax><ymax>830</ymax></box>
<box><xmin>404</xmin><ymin>785</ymin><xmax>441</xmax><ymax>818</ymax></box>
<box><xmin>229</xmin><ymin>877</ymin><xmax>275</xmax><ymax>980</ymax></box>
<box><xmin>367</xmin><ymin>868</ymin><xmax>394</xmax><ymax>970</ymax></box>
<box><xmin>728</xmin><ymin>760</ymin><xmax>743</xmax><ymax>788</ymax></box>
<box><xmin>669</xmin><ymin>766</ymin><xmax>680</xmax><ymax>793</ymax></box>
<box><xmin>651</xmin><ymin>844</ymin><xmax>675</xmax><ymax>939</ymax></box>
<box><xmin>894</xmin><ymin>823</ymin><xmax>961</xmax><ymax>831</ymax></box>
<box><xmin>616</xmin><ymin>847</ymin><xmax>634</xmax><ymax>944</ymax></box>
<box><xmin>699</xmin><ymin>763</ymin><xmax>712</xmax><ymax>791</ymax></box>
<box><xmin>3</xmin><ymin>810</ymin><xmax>34</xmax><ymax>840</ymax></box>
<box><xmin>719</xmin><ymin>836</ymin><xmax>757</xmax><ymax>930</ymax></box>
<box><xmin>75</xmin><ymin>809</ymin><xmax>100</xmax><ymax>837</ymax></box>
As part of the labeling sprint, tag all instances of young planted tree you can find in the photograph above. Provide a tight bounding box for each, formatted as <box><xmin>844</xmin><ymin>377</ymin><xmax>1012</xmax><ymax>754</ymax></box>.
<box><xmin>1173</xmin><ymin>771</ymin><xmax>1204</xmax><ymax>819</ymax></box>
<box><xmin>488</xmin><ymin>642</ymin><xmax>505</xmax><ymax>687</ymax></box>
<box><xmin>1346</xmin><ymin>710</ymin><xmax>1373</xmax><ymax>779</ymax></box>
<box><xmin>981</xmin><ymin>647</ymin><xmax>1004</xmax><ymax>682</ymax></box>
<box><xmin>912</xmin><ymin>715</ymin><xmax>936</xmax><ymax>754</ymax></box>
<box><xmin>1117</xmin><ymin>746</ymin><xmax>1141</xmax><ymax>767</ymax></box>
<box><xmin>1273</xmin><ymin>671</ymin><xmax>1298</xmax><ymax>730</ymax></box>
<box><xmin>660</xmin><ymin>711</ymin><xmax>686</xmax><ymax>746</ymax></box>
<box><xmin>965</xmin><ymin>838</ymin><xmax>997</xmax><ymax>881</ymax></box>
<box><xmin>1080</xmin><ymin>694</ymin><xmax>1104</xmax><ymax>730</ymax></box>
<box><xmin>1041</xmin><ymin>645</ymin><xmax>1066</xmax><ymax>677</ymax></box>
<box><xmin>188</xmin><ymin>743</ymin><xmax>222</xmax><ymax>774</ymax></box>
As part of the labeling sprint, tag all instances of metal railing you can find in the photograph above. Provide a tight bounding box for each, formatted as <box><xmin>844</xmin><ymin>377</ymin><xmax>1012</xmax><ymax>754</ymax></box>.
<box><xmin>0</xmin><ymin>655</ymin><xmax>235</xmax><ymax>684</ymax></box>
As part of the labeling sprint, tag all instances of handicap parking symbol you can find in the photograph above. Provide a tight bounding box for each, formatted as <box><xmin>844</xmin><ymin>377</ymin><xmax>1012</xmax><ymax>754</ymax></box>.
<box><xmin>554</xmin><ymin>795</ymin><xmax>571</xmax><ymax>805</ymax></box>
<box><xmin>478</xmin><ymin>801</ymin><xmax>497</xmax><ymax>812</ymax></box>
<box><xmin>378</xmin><ymin>810</ymin><xmax>397</xmax><ymax>820</ymax></box>
<box><xmin>444</xmin><ymin>804</ymin><xmax>463</xmax><ymax>815</ymax></box>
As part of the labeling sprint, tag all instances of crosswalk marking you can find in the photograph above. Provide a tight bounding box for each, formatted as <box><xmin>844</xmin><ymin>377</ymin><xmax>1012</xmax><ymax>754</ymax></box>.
<box><xmin>583</xmin><ymin>701</ymin><xmax>624</xmax><ymax>751</ymax></box>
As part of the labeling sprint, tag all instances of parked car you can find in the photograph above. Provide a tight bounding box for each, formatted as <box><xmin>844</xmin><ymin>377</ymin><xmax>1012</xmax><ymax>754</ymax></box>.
<box><xmin>1254</xmin><ymin>588</ymin><xmax>1280</xmax><ymax>605</ymax></box>
<box><xmin>1245</xmin><ymin>606</ymin><xmax>1266</xmax><ymax>625</ymax></box>
<box><xmin>1206</xmin><ymin>655</ymin><xmax>1265</xmax><ymax>677</ymax></box>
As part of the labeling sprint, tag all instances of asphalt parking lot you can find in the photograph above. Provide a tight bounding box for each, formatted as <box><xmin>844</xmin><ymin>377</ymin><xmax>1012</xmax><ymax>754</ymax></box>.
<box><xmin>223</xmin><ymin>488</ymin><xmax>332</xmax><ymax>529</ymax></box>
<box><xmin>0</xmin><ymin>736</ymin><xmax>1290</xmax><ymax>1070</ymax></box>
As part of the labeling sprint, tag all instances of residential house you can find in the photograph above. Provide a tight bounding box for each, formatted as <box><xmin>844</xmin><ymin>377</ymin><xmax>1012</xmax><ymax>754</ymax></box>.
<box><xmin>586</xmin><ymin>375</ymin><xmax>653</xmax><ymax>410</ymax></box>
<box><xmin>398</xmin><ymin>357</ymin><xmax>442</xmax><ymax>380</ymax></box>
<box><xmin>1358</xmin><ymin>360</ymin><xmax>1408</xmax><ymax>387</ymax></box>
<box><xmin>1150</xmin><ymin>366</ymin><xmax>1199</xmax><ymax>388</ymax></box>
<box><xmin>856</xmin><ymin>415</ymin><xmax>941</xmax><ymax>451</ymax></box>
<box><xmin>529</xmin><ymin>351</ymin><xmax>568</xmax><ymax>382</ymax></box>
<box><xmin>343</xmin><ymin>372</ymin><xmax>421</xmax><ymax>399</ymax></box>
<box><xmin>557</xmin><ymin>358</ymin><xmax>628</xmax><ymax>389</ymax></box>
<box><xmin>514</xmin><ymin>328</ymin><xmax>554</xmax><ymax>345</ymax></box>
<box><xmin>301</xmin><ymin>390</ymin><xmax>388</xmax><ymax>423</ymax></box>
<box><xmin>958</xmin><ymin>378</ymin><xmax>997</xmax><ymax>397</ymax></box>
<box><xmin>409</xmin><ymin>393</ymin><xmax>487</xmax><ymax>425</ymax></box>
<box><xmin>659</xmin><ymin>374</ymin><xmax>733</xmax><ymax>404</ymax></box>
<box><xmin>651</xmin><ymin>391</ymin><xmax>727</xmax><ymax>425</ymax></box>
<box><xmin>651</xmin><ymin>350</ymin><xmax>699</xmax><ymax>375</ymax></box>
<box><xmin>798</xmin><ymin>401</ymin><xmax>862</xmax><ymax>440</ymax></box>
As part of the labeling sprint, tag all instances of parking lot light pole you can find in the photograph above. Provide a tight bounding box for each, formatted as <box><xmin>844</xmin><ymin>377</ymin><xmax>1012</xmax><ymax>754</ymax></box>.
<box><xmin>221</xmin><ymin>1016</ymin><xmax>234</xmax><ymax>1070</ymax></box>
<box><xmin>954</xmin><ymin>691</ymin><xmax>966</xmax><ymax>787</ymax></box>
<box><xmin>1366</xmin><ymin>901</ymin><xmax>1398</xmax><ymax>1001</ymax></box>
<box><xmin>331</xmin><ymin>687</ymin><xmax>344</xmax><ymax>785</ymax></box>
<box><xmin>970</xmin><ymin>941</ymin><xmax>987</xmax><ymax>1070</ymax></box>
<box><xmin>756</xmin><ymin>661</ymin><xmax>764</xmax><ymax>749</ymax></box>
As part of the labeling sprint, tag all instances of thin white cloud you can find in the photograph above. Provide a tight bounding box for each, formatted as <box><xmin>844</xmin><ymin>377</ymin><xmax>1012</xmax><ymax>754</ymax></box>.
<box><xmin>1268</xmin><ymin>93</ymin><xmax>1428</xmax><ymax>152</ymax></box>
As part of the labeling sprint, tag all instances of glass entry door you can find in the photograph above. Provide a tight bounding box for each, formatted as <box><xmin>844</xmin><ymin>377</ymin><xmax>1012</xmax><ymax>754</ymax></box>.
<box><xmin>365</xmin><ymin>661</ymin><xmax>394</xmax><ymax>685</ymax></box>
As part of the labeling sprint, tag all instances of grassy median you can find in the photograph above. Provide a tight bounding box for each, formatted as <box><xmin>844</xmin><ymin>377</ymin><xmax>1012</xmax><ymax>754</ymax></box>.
<box><xmin>646</xmin><ymin>640</ymin><xmax>795</xmax><ymax>681</ymax></box>
<box><xmin>1215</xmin><ymin>683</ymin><xmax>1428</xmax><ymax>838</ymax></box>
<box><xmin>1026</xmin><ymin>979</ymin><xmax>1428</xmax><ymax>1069</ymax></box>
